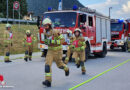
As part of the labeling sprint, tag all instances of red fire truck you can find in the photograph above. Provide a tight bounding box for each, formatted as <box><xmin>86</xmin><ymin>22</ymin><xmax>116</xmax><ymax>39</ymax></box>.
<box><xmin>110</xmin><ymin>19</ymin><xmax>130</xmax><ymax>51</ymax></box>
<box><xmin>37</xmin><ymin>6</ymin><xmax>111</xmax><ymax>59</ymax></box>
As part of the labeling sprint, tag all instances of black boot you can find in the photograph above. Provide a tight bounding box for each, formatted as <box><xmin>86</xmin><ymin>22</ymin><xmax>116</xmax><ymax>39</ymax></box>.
<box><xmin>76</xmin><ymin>64</ymin><xmax>80</xmax><ymax>68</ymax></box>
<box><xmin>42</xmin><ymin>80</ymin><xmax>51</xmax><ymax>87</ymax></box>
<box><xmin>29</xmin><ymin>52</ymin><xmax>32</xmax><ymax>61</ymax></box>
<box><xmin>65</xmin><ymin>69</ymin><xmax>69</xmax><ymax>76</ymax></box>
<box><xmin>5</xmin><ymin>60</ymin><xmax>12</xmax><ymax>63</ymax></box>
<box><xmin>24</xmin><ymin>58</ymin><xmax>28</xmax><ymax>62</ymax></box>
<box><xmin>82</xmin><ymin>71</ymin><xmax>86</xmax><ymax>75</ymax></box>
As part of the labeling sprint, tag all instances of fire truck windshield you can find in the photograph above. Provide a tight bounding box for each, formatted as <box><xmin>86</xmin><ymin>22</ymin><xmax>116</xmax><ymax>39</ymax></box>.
<box><xmin>111</xmin><ymin>23</ymin><xmax>123</xmax><ymax>31</ymax></box>
<box><xmin>44</xmin><ymin>12</ymin><xmax>77</xmax><ymax>27</ymax></box>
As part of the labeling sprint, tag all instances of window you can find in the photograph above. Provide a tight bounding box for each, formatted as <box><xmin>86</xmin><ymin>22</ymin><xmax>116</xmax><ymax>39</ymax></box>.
<box><xmin>88</xmin><ymin>16</ymin><xmax>93</xmax><ymax>26</ymax></box>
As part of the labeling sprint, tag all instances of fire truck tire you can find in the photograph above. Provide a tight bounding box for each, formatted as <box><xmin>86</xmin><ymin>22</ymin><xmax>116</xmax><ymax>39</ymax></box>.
<box><xmin>110</xmin><ymin>45</ymin><xmax>114</xmax><ymax>50</ymax></box>
<box><xmin>43</xmin><ymin>49</ymin><xmax>48</xmax><ymax>57</ymax></box>
<box><xmin>85</xmin><ymin>43</ymin><xmax>90</xmax><ymax>61</ymax></box>
<box><xmin>94</xmin><ymin>43</ymin><xmax>107</xmax><ymax>58</ymax></box>
<box><xmin>122</xmin><ymin>42</ymin><xmax>128</xmax><ymax>52</ymax></box>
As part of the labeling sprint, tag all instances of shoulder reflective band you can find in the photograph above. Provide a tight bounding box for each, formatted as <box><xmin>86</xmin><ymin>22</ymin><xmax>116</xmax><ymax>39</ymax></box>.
<box><xmin>45</xmin><ymin>73</ymin><xmax>52</xmax><ymax>76</ymax></box>
<box><xmin>56</xmin><ymin>40</ymin><xmax>61</xmax><ymax>44</ymax></box>
<box><xmin>69</xmin><ymin>59</ymin><xmax>130</xmax><ymax>90</ymax></box>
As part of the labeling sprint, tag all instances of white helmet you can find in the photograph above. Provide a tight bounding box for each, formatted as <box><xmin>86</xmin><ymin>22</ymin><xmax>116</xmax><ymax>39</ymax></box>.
<box><xmin>74</xmin><ymin>28</ymin><xmax>81</xmax><ymax>33</ymax></box>
<box><xmin>42</xmin><ymin>18</ymin><xmax>52</xmax><ymax>25</ymax></box>
<box><xmin>6</xmin><ymin>23</ymin><xmax>11</xmax><ymax>28</ymax></box>
<box><xmin>67</xmin><ymin>30</ymin><xmax>72</xmax><ymax>34</ymax></box>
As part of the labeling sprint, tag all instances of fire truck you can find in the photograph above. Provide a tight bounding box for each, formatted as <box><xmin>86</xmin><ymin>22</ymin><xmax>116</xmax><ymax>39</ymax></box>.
<box><xmin>37</xmin><ymin>6</ymin><xmax>111</xmax><ymax>59</ymax></box>
<box><xmin>110</xmin><ymin>19</ymin><xmax>130</xmax><ymax>51</ymax></box>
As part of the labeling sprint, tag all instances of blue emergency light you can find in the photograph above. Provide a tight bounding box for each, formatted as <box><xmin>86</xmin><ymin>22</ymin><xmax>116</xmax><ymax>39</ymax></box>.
<box><xmin>73</xmin><ymin>5</ymin><xmax>78</xmax><ymax>10</ymax></box>
<box><xmin>118</xmin><ymin>19</ymin><xmax>124</xmax><ymax>23</ymax></box>
<box><xmin>48</xmin><ymin>7</ymin><xmax>52</xmax><ymax>11</ymax></box>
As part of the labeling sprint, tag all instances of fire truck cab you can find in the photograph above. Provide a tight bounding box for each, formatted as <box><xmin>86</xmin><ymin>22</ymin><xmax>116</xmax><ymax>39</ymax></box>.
<box><xmin>37</xmin><ymin>7</ymin><xmax>111</xmax><ymax>59</ymax></box>
<box><xmin>110</xmin><ymin>19</ymin><xmax>129</xmax><ymax>51</ymax></box>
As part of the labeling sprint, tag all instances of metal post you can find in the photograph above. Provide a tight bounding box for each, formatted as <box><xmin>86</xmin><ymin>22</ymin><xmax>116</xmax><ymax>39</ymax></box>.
<box><xmin>13</xmin><ymin>6</ymin><xmax>14</xmax><ymax>24</ymax></box>
<box><xmin>19</xmin><ymin>3</ymin><xmax>20</xmax><ymax>30</ymax></box>
<box><xmin>7</xmin><ymin>0</ymin><xmax>8</xmax><ymax>23</ymax></box>
<box><xmin>109</xmin><ymin>7</ymin><xmax>112</xmax><ymax>19</ymax></box>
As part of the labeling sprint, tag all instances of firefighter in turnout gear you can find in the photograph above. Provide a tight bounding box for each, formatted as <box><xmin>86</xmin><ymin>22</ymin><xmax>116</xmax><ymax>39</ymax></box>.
<box><xmin>64</xmin><ymin>30</ymin><xmax>74</xmax><ymax>64</ymax></box>
<box><xmin>127</xmin><ymin>33</ymin><xmax>130</xmax><ymax>52</ymax></box>
<box><xmin>23</xmin><ymin>30</ymin><xmax>36</xmax><ymax>62</ymax></box>
<box><xmin>3</xmin><ymin>24</ymin><xmax>13</xmax><ymax>63</ymax></box>
<box><xmin>72</xmin><ymin>28</ymin><xmax>86</xmax><ymax>75</ymax></box>
<box><xmin>42</xmin><ymin>18</ymin><xmax>69</xmax><ymax>87</ymax></box>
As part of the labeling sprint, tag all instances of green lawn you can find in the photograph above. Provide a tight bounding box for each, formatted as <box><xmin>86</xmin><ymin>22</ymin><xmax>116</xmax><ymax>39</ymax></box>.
<box><xmin>0</xmin><ymin>24</ymin><xmax>40</xmax><ymax>56</ymax></box>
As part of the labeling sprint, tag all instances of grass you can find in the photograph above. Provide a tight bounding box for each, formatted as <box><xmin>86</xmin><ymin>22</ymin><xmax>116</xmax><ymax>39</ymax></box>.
<box><xmin>0</xmin><ymin>24</ymin><xmax>40</xmax><ymax>56</ymax></box>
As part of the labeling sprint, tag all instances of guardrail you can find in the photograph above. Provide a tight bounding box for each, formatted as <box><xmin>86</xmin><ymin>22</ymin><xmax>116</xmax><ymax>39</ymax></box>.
<box><xmin>0</xmin><ymin>18</ymin><xmax>37</xmax><ymax>24</ymax></box>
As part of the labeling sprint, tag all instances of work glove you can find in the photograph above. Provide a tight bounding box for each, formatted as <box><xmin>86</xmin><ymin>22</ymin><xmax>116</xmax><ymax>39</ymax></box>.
<box><xmin>70</xmin><ymin>45</ymin><xmax>75</xmax><ymax>49</ymax></box>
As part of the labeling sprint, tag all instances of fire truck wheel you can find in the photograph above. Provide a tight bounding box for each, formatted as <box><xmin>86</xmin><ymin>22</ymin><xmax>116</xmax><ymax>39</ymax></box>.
<box><xmin>95</xmin><ymin>43</ymin><xmax>107</xmax><ymax>58</ymax></box>
<box><xmin>43</xmin><ymin>49</ymin><xmax>48</xmax><ymax>57</ymax></box>
<box><xmin>110</xmin><ymin>45</ymin><xmax>114</xmax><ymax>50</ymax></box>
<box><xmin>122</xmin><ymin>42</ymin><xmax>128</xmax><ymax>52</ymax></box>
<box><xmin>85</xmin><ymin>44</ymin><xmax>90</xmax><ymax>62</ymax></box>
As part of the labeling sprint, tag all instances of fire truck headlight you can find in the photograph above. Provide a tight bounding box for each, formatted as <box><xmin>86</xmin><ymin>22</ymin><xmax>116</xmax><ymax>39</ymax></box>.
<box><xmin>120</xmin><ymin>41</ymin><xmax>124</xmax><ymax>45</ymax></box>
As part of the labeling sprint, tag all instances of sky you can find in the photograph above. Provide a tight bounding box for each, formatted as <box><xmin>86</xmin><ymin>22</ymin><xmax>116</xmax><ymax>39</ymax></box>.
<box><xmin>79</xmin><ymin>0</ymin><xmax>130</xmax><ymax>19</ymax></box>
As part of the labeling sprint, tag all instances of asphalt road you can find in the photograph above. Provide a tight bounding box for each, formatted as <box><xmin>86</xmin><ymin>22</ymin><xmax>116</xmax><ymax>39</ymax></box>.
<box><xmin>0</xmin><ymin>50</ymin><xmax>130</xmax><ymax>90</ymax></box>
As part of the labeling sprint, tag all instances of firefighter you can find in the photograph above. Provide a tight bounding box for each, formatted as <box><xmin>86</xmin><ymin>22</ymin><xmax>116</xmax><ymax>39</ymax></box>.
<box><xmin>72</xmin><ymin>28</ymin><xmax>86</xmax><ymax>75</ymax></box>
<box><xmin>3</xmin><ymin>23</ymin><xmax>13</xmax><ymax>63</ymax></box>
<box><xmin>23</xmin><ymin>30</ymin><xmax>36</xmax><ymax>62</ymax></box>
<box><xmin>64</xmin><ymin>30</ymin><xmax>74</xmax><ymax>64</ymax></box>
<box><xmin>42</xmin><ymin>18</ymin><xmax>69</xmax><ymax>87</ymax></box>
<box><xmin>127</xmin><ymin>33</ymin><xmax>130</xmax><ymax>52</ymax></box>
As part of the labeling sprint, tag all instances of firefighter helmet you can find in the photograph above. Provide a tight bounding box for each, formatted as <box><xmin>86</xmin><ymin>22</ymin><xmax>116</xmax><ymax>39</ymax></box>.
<box><xmin>26</xmin><ymin>30</ymin><xmax>31</xmax><ymax>34</ymax></box>
<box><xmin>74</xmin><ymin>28</ymin><xmax>81</xmax><ymax>33</ymax></box>
<box><xmin>6</xmin><ymin>23</ymin><xmax>11</xmax><ymax>28</ymax></box>
<box><xmin>67</xmin><ymin>30</ymin><xmax>72</xmax><ymax>34</ymax></box>
<box><xmin>42</xmin><ymin>18</ymin><xmax>52</xmax><ymax>25</ymax></box>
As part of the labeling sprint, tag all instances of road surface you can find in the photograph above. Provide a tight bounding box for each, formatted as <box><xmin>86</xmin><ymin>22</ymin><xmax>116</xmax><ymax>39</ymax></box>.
<box><xmin>0</xmin><ymin>50</ymin><xmax>130</xmax><ymax>90</ymax></box>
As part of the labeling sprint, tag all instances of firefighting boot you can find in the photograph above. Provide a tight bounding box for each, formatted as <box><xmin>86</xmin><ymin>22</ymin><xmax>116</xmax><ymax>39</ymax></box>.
<box><xmin>24</xmin><ymin>57</ymin><xmax>28</xmax><ymax>62</ymax></box>
<box><xmin>42</xmin><ymin>80</ymin><xmax>51</xmax><ymax>87</ymax></box>
<box><xmin>65</xmin><ymin>67</ymin><xmax>69</xmax><ymax>76</ymax></box>
<box><xmin>24</xmin><ymin>51</ymin><xmax>28</xmax><ymax>62</ymax></box>
<box><xmin>81</xmin><ymin>66</ymin><xmax>86</xmax><ymax>75</ymax></box>
<box><xmin>41</xmin><ymin>52</ymin><xmax>44</xmax><ymax>57</ymax></box>
<box><xmin>75</xmin><ymin>58</ymin><xmax>80</xmax><ymax>68</ymax></box>
<box><xmin>29</xmin><ymin>52</ymin><xmax>32</xmax><ymax>61</ymax></box>
<box><xmin>4</xmin><ymin>52</ymin><xmax>12</xmax><ymax>63</ymax></box>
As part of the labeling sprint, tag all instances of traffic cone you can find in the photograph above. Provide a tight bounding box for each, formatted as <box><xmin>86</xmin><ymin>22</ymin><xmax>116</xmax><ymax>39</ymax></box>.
<box><xmin>0</xmin><ymin>75</ymin><xmax>6</xmax><ymax>86</ymax></box>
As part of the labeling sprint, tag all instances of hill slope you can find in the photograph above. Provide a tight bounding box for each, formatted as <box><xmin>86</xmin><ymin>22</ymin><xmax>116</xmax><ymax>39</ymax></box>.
<box><xmin>26</xmin><ymin>0</ymin><xmax>84</xmax><ymax>16</ymax></box>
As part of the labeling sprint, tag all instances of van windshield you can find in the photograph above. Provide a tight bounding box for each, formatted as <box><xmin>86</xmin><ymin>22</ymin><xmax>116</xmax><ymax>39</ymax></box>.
<box><xmin>44</xmin><ymin>12</ymin><xmax>77</xmax><ymax>27</ymax></box>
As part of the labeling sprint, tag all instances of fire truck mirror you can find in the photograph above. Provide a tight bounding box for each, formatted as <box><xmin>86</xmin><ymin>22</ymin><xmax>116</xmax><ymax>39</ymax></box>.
<box><xmin>37</xmin><ymin>16</ymin><xmax>40</xmax><ymax>29</ymax></box>
<box><xmin>79</xmin><ymin>14</ymin><xmax>86</xmax><ymax>23</ymax></box>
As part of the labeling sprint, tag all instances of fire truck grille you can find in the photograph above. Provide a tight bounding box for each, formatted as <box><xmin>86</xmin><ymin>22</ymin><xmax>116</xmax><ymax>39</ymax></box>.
<box><xmin>112</xmin><ymin>35</ymin><xmax>119</xmax><ymax>38</ymax></box>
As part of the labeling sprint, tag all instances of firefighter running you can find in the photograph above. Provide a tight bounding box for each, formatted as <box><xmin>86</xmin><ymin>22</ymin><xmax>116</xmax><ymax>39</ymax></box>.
<box><xmin>127</xmin><ymin>33</ymin><xmax>130</xmax><ymax>52</ymax></box>
<box><xmin>23</xmin><ymin>30</ymin><xmax>37</xmax><ymax>62</ymax></box>
<box><xmin>72</xmin><ymin>28</ymin><xmax>86</xmax><ymax>75</ymax></box>
<box><xmin>3</xmin><ymin>23</ymin><xmax>13</xmax><ymax>63</ymax></box>
<box><xmin>42</xmin><ymin>18</ymin><xmax>69</xmax><ymax>87</ymax></box>
<box><xmin>64</xmin><ymin>30</ymin><xmax>74</xmax><ymax>64</ymax></box>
